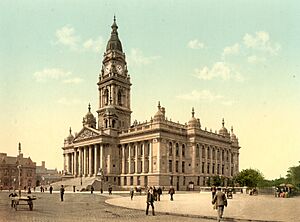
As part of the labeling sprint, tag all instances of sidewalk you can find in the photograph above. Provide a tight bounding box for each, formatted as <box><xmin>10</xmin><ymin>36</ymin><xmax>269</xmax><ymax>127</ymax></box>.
<box><xmin>105</xmin><ymin>192</ymin><xmax>300</xmax><ymax>222</ymax></box>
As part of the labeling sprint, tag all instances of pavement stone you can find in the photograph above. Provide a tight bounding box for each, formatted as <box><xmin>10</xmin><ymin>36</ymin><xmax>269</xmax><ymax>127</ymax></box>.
<box><xmin>105</xmin><ymin>191</ymin><xmax>300</xmax><ymax>222</ymax></box>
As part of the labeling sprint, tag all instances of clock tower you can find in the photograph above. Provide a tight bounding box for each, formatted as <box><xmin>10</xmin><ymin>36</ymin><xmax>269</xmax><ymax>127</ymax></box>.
<box><xmin>97</xmin><ymin>16</ymin><xmax>132</xmax><ymax>132</ymax></box>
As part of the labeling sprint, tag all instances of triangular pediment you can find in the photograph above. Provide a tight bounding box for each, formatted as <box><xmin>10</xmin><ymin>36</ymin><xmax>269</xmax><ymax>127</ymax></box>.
<box><xmin>73</xmin><ymin>127</ymin><xmax>101</xmax><ymax>142</ymax></box>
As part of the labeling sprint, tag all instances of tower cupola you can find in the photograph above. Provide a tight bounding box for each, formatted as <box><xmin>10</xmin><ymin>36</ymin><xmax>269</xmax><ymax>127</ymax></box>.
<box><xmin>106</xmin><ymin>16</ymin><xmax>123</xmax><ymax>52</ymax></box>
<box><xmin>83</xmin><ymin>104</ymin><xmax>97</xmax><ymax>128</ymax></box>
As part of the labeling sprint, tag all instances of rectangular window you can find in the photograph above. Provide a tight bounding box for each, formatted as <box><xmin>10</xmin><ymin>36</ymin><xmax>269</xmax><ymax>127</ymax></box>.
<box><xmin>130</xmin><ymin>176</ymin><xmax>133</xmax><ymax>186</ymax></box>
<box><xmin>170</xmin><ymin>176</ymin><xmax>173</xmax><ymax>185</ymax></box>
<box><xmin>169</xmin><ymin>160</ymin><xmax>172</xmax><ymax>172</ymax></box>
<box><xmin>207</xmin><ymin>164</ymin><xmax>210</xmax><ymax>174</ymax></box>
<box><xmin>202</xmin><ymin>162</ymin><xmax>205</xmax><ymax>173</ymax></box>
<box><xmin>217</xmin><ymin>164</ymin><xmax>220</xmax><ymax>174</ymax></box>
<box><xmin>196</xmin><ymin>147</ymin><xmax>200</xmax><ymax>157</ymax></box>
<box><xmin>183</xmin><ymin>176</ymin><xmax>186</xmax><ymax>186</ymax></box>
<box><xmin>124</xmin><ymin>176</ymin><xmax>127</xmax><ymax>185</ymax></box>
<box><xmin>137</xmin><ymin>176</ymin><xmax>140</xmax><ymax>185</ymax></box>
<box><xmin>212</xmin><ymin>164</ymin><xmax>215</xmax><ymax>174</ymax></box>
<box><xmin>182</xmin><ymin>161</ymin><xmax>185</xmax><ymax>173</ymax></box>
<box><xmin>140</xmin><ymin>144</ymin><xmax>143</xmax><ymax>156</ymax></box>
<box><xmin>176</xmin><ymin>161</ymin><xmax>179</xmax><ymax>173</ymax></box>
<box><xmin>222</xmin><ymin>165</ymin><xmax>224</xmax><ymax>175</ymax></box>
<box><xmin>197</xmin><ymin>176</ymin><xmax>200</xmax><ymax>186</ymax></box>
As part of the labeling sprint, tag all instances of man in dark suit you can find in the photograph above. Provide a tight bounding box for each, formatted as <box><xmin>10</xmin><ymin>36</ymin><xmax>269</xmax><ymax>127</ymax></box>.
<box><xmin>146</xmin><ymin>187</ymin><xmax>155</xmax><ymax>216</ymax></box>
<box><xmin>212</xmin><ymin>187</ymin><xmax>227</xmax><ymax>222</ymax></box>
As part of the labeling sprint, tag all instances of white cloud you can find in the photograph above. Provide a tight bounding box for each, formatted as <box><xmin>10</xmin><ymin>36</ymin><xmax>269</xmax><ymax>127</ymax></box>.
<box><xmin>243</xmin><ymin>31</ymin><xmax>280</xmax><ymax>55</ymax></box>
<box><xmin>56</xmin><ymin>25</ymin><xmax>79</xmax><ymax>49</ymax></box>
<box><xmin>34</xmin><ymin>68</ymin><xmax>71</xmax><ymax>82</ymax></box>
<box><xmin>194</xmin><ymin>62</ymin><xmax>243</xmax><ymax>82</ymax></box>
<box><xmin>83</xmin><ymin>37</ymin><xmax>104</xmax><ymax>52</ymax></box>
<box><xmin>221</xmin><ymin>100</ymin><xmax>235</xmax><ymax>106</ymax></box>
<box><xmin>177</xmin><ymin>90</ymin><xmax>223</xmax><ymax>102</ymax></box>
<box><xmin>57</xmin><ymin>97</ymin><xmax>83</xmax><ymax>105</ymax></box>
<box><xmin>247</xmin><ymin>55</ymin><xmax>266</xmax><ymax>64</ymax></box>
<box><xmin>128</xmin><ymin>48</ymin><xmax>160</xmax><ymax>65</ymax></box>
<box><xmin>63</xmin><ymin>77</ymin><xmax>83</xmax><ymax>84</ymax></box>
<box><xmin>222</xmin><ymin>43</ymin><xmax>240</xmax><ymax>57</ymax></box>
<box><xmin>187</xmin><ymin>39</ymin><xmax>205</xmax><ymax>49</ymax></box>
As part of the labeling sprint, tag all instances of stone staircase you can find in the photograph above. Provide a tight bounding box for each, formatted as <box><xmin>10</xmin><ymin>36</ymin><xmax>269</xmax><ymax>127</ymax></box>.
<box><xmin>49</xmin><ymin>177</ymin><xmax>96</xmax><ymax>191</ymax></box>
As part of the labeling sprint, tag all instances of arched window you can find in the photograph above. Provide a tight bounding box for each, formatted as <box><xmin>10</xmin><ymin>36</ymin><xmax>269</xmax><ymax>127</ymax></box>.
<box><xmin>105</xmin><ymin>119</ymin><xmax>108</xmax><ymax>128</ymax></box>
<box><xmin>169</xmin><ymin>142</ymin><xmax>172</xmax><ymax>156</ymax></box>
<box><xmin>196</xmin><ymin>144</ymin><xmax>200</xmax><ymax>157</ymax></box>
<box><xmin>207</xmin><ymin>147</ymin><xmax>210</xmax><ymax>159</ymax></box>
<box><xmin>117</xmin><ymin>90</ymin><xmax>122</xmax><ymax>106</ymax></box>
<box><xmin>202</xmin><ymin>145</ymin><xmax>205</xmax><ymax>158</ymax></box>
<box><xmin>104</xmin><ymin>88</ymin><xmax>109</xmax><ymax>105</ymax></box>
<box><xmin>112</xmin><ymin>120</ymin><xmax>116</xmax><ymax>128</ymax></box>
<box><xmin>176</xmin><ymin>143</ymin><xmax>179</xmax><ymax>156</ymax></box>
<box><xmin>212</xmin><ymin>148</ymin><xmax>215</xmax><ymax>160</ymax></box>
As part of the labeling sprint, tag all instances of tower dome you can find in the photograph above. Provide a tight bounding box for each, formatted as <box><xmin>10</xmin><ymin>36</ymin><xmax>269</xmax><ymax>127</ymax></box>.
<box><xmin>188</xmin><ymin>107</ymin><xmax>201</xmax><ymax>128</ymax></box>
<box><xmin>230</xmin><ymin>126</ymin><xmax>238</xmax><ymax>143</ymax></box>
<box><xmin>83</xmin><ymin>104</ymin><xmax>97</xmax><ymax>128</ymax></box>
<box><xmin>64</xmin><ymin>127</ymin><xmax>74</xmax><ymax>145</ymax></box>
<box><xmin>219</xmin><ymin>118</ymin><xmax>230</xmax><ymax>137</ymax></box>
<box><xmin>153</xmin><ymin>101</ymin><xmax>165</xmax><ymax>121</ymax></box>
<box><xmin>106</xmin><ymin>16</ymin><xmax>123</xmax><ymax>52</ymax></box>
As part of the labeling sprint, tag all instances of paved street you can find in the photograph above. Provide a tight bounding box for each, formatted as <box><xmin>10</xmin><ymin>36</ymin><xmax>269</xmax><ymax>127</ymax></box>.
<box><xmin>0</xmin><ymin>191</ymin><xmax>215</xmax><ymax>222</ymax></box>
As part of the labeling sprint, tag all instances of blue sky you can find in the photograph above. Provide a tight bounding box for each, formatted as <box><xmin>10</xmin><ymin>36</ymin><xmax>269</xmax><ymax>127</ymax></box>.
<box><xmin>0</xmin><ymin>0</ymin><xmax>299</xmax><ymax>179</ymax></box>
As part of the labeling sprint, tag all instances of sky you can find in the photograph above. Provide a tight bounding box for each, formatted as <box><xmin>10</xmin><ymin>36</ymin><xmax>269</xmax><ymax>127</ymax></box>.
<box><xmin>0</xmin><ymin>0</ymin><xmax>299</xmax><ymax>180</ymax></box>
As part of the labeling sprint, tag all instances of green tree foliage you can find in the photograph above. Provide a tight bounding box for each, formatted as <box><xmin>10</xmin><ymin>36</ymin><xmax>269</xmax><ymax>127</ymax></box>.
<box><xmin>286</xmin><ymin>161</ymin><xmax>300</xmax><ymax>188</ymax></box>
<box><xmin>234</xmin><ymin>169</ymin><xmax>264</xmax><ymax>188</ymax></box>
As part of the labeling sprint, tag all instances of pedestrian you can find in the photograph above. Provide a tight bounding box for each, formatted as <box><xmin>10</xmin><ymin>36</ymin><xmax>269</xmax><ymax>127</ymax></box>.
<box><xmin>130</xmin><ymin>187</ymin><xmax>134</xmax><ymax>200</ymax></box>
<box><xmin>146</xmin><ymin>187</ymin><xmax>155</xmax><ymax>216</ymax></box>
<box><xmin>212</xmin><ymin>187</ymin><xmax>228</xmax><ymax>222</ymax></box>
<box><xmin>211</xmin><ymin>186</ymin><xmax>217</xmax><ymax>200</ymax></box>
<box><xmin>60</xmin><ymin>185</ymin><xmax>65</xmax><ymax>202</ymax></box>
<box><xmin>49</xmin><ymin>185</ymin><xmax>53</xmax><ymax>194</ymax></box>
<box><xmin>33</xmin><ymin>187</ymin><xmax>36</xmax><ymax>192</ymax></box>
<box><xmin>157</xmin><ymin>187</ymin><xmax>162</xmax><ymax>201</ymax></box>
<box><xmin>108</xmin><ymin>185</ymin><xmax>112</xmax><ymax>195</ymax></box>
<box><xmin>9</xmin><ymin>190</ymin><xmax>18</xmax><ymax>207</ymax></box>
<box><xmin>168</xmin><ymin>186</ymin><xmax>175</xmax><ymax>201</ymax></box>
<box><xmin>27</xmin><ymin>187</ymin><xmax>31</xmax><ymax>194</ymax></box>
<box><xmin>91</xmin><ymin>185</ymin><xmax>94</xmax><ymax>194</ymax></box>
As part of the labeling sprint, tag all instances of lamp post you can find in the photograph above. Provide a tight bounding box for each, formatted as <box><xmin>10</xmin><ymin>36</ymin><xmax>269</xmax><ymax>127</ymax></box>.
<box><xmin>17</xmin><ymin>165</ymin><xmax>21</xmax><ymax>196</ymax></box>
<box><xmin>96</xmin><ymin>168</ymin><xmax>103</xmax><ymax>193</ymax></box>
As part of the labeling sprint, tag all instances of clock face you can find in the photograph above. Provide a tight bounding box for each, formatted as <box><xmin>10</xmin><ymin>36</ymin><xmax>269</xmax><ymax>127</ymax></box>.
<box><xmin>117</xmin><ymin>65</ymin><xmax>123</xmax><ymax>74</ymax></box>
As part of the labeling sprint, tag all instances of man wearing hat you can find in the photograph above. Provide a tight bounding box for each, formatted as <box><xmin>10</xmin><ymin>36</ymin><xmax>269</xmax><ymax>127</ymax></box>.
<box><xmin>212</xmin><ymin>187</ymin><xmax>227</xmax><ymax>222</ymax></box>
<box><xmin>146</xmin><ymin>186</ymin><xmax>155</xmax><ymax>216</ymax></box>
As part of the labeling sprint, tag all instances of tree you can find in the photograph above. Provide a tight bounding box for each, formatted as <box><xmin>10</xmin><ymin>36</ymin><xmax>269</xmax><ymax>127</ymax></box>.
<box><xmin>234</xmin><ymin>169</ymin><xmax>264</xmax><ymax>188</ymax></box>
<box><xmin>286</xmin><ymin>161</ymin><xmax>300</xmax><ymax>188</ymax></box>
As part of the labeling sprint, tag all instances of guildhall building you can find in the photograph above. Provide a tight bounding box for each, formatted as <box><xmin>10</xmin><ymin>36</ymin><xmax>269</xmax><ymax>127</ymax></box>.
<box><xmin>62</xmin><ymin>17</ymin><xmax>240</xmax><ymax>190</ymax></box>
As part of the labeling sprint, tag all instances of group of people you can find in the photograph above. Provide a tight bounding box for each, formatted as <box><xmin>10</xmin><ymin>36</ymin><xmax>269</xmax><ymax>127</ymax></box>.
<box><xmin>275</xmin><ymin>186</ymin><xmax>292</xmax><ymax>198</ymax></box>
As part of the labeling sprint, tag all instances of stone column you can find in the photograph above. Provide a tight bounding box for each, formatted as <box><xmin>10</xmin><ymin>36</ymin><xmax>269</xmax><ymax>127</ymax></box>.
<box><xmin>78</xmin><ymin>147</ymin><xmax>82</xmax><ymax>176</ymax></box>
<box><xmin>71</xmin><ymin>153</ymin><xmax>74</xmax><ymax>175</ymax></box>
<box><xmin>89</xmin><ymin>145</ymin><xmax>93</xmax><ymax>176</ymax></box>
<box><xmin>83</xmin><ymin>147</ymin><xmax>87</xmax><ymax>176</ymax></box>
<box><xmin>94</xmin><ymin>144</ymin><xmax>98</xmax><ymax>176</ymax></box>
<box><xmin>121</xmin><ymin>144</ymin><xmax>125</xmax><ymax>174</ymax></box>
<box><xmin>173</xmin><ymin>143</ymin><xmax>176</xmax><ymax>173</ymax></box>
<box><xmin>157</xmin><ymin>140</ymin><xmax>161</xmax><ymax>173</ymax></box>
<box><xmin>100</xmin><ymin>144</ymin><xmax>104</xmax><ymax>170</ymax></box>
<box><xmin>149</xmin><ymin>142</ymin><xmax>152</xmax><ymax>173</ymax></box>
<box><xmin>74</xmin><ymin>149</ymin><xmax>78</xmax><ymax>176</ymax></box>
<box><xmin>142</xmin><ymin>142</ymin><xmax>146</xmax><ymax>173</ymax></box>
<box><xmin>63</xmin><ymin>154</ymin><xmax>66</xmax><ymax>173</ymax></box>
<box><xmin>135</xmin><ymin>144</ymin><xmax>138</xmax><ymax>173</ymax></box>
<box><xmin>128</xmin><ymin>144</ymin><xmax>131</xmax><ymax>174</ymax></box>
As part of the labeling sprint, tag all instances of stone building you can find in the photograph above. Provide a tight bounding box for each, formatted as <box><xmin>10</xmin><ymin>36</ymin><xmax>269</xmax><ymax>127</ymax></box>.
<box><xmin>0</xmin><ymin>143</ymin><xmax>36</xmax><ymax>190</ymax></box>
<box><xmin>62</xmin><ymin>17</ymin><xmax>240</xmax><ymax>190</ymax></box>
<box><xmin>36</xmin><ymin>161</ymin><xmax>62</xmax><ymax>186</ymax></box>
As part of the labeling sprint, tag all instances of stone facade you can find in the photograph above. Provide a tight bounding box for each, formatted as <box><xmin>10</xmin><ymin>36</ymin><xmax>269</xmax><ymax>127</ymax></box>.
<box><xmin>0</xmin><ymin>144</ymin><xmax>36</xmax><ymax>190</ymax></box>
<box><xmin>62</xmin><ymin>17</ymin><xmax>240</xmax><ymax>190</ymax></box>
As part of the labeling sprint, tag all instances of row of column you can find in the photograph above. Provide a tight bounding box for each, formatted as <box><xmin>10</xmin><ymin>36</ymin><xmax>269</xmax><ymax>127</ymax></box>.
<box><xmin>65</xmin><ymin>144</ymin><xmax>105</xmax><ymax>177</ymax></box>
<box><xmin>121</xmin><ymin>141</ymin><xmax>153</xmax><ymax>175</ymax></box>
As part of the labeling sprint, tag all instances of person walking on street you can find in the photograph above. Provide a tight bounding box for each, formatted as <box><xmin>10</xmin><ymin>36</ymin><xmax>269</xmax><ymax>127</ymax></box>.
<box><xmin>212</xmin><ymin>187</ymin><xmax>228</xmax><ymax>222</ymax></box>
<box><xmin>146</xmin><ymin>187</ymin><xmax>155</xmax><ymax>216</ymax></box>
<box><xmin>108</xmin><ymin>185</ymin><xmax>112</xmax><ymax>195</ymax></box>
<box><xmin>157</xmin><ymin>187</ymin><xmax>162</xmax><ymax>201</ymax></box>
<box><xmin>168</xmin><ymin>186</ymin><xmax>175</xmax><ymax>201</ymax></box>
<box><xmin>49</xmin><ymin>185</ymin><xmax>53</xmax><ymax>194</ymax></box>
<box><xmin>211</xmin><ymin>186</ymin><xmax>217</xmax><ymax>200</ymax></box>
<box><xmin>91</xmin><ymin>185</ymin><xmax>94</xmax><ymax>194</ymax></box>
<box><xmin>60</xmin><ymin>185</ymin><xmax>65</xmax><ymax>202</ymax></box>
<box><xmin>130</xmin><ymin>187</ymin><xmax>134</xmax><ymax>200</ymax></box>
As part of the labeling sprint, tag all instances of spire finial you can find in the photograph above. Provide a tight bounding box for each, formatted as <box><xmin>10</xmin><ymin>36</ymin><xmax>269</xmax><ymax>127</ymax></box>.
<box><xmin>18</xmin><ymin>142</ymin><xmax>21</xmax><ymax>155</ymax></box>
<box><xmin>231</xmin><ymin>126</ymin><xmax>233</xmax><ymax>133</ymax></box>
<box><xmin>69</xmin><ymin>127</ymin><xmax>72</xmax><ymax>134</ymax></box>
<box><xmin>88</xmin><ymin>103</ymin><xmax>91</xmax><ymax>112</ymax></box>
<box><xmin>222</xmin><ymin>118</ymin><xmax>225</xmax><ymax>127</ymax></box>
<box><xmin>114</xmin><ymin>14</ymin><xmax>116</xmax><ymax>22</ymax></box>
<box><xmin>158</xmin><ymin>101</ymin><xmax>161</xmax><ymax>109</ymax></box>
<box><xmin>192</xmin><ymin>107</ymin><xmax>195</xmax><ymax>117</ymax></box>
